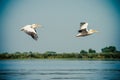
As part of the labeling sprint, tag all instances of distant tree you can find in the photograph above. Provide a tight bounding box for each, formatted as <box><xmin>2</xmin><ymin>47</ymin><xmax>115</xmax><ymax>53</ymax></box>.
<box><xmin>109</xmin><ymin>46</ymin><xmax>116</xmax><ymax>52</ymax></box>
<box><xmin>43</xmin><ymin>51</ymin><xmax>57</xmax><ymax>58</ymax></box>
<box><xmin>87</xmin><ymin>53</ymin><xmax>97</xmax><ymax>58</ymax></box>
<box><xmin>88</xmin><ymin>48</ymin><xmax>96</xmax><ymax>53</ymax></box>
<box><xmin>45</xmin><ymin>51</ymin><xmax>56</xmax><ymax>54</ymax></box>
<box><xmin>101</xmin><ymin>46</ymin><xmax>117</xmax><ymax>53</ymax></box>
<box><xmin>29</xmin><ymin>51</ymin><xmax>33</xmax><ymax>54</ymax></box>
<box><xmin>80</xmin><ymin>50</ymin><xmax>88</xmax><ymax>53</ymax></box>
<box><xmin>80</xmin><ymin>50</ymin><xmax>88</xmax><ymax>56</ymax></box>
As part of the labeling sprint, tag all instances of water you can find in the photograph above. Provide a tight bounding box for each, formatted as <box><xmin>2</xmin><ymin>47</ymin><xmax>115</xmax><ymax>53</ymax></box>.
<box><xmin>0</xmin><ymin>60</ymin><xmax>120</xmax><ymax>80</ymax></box>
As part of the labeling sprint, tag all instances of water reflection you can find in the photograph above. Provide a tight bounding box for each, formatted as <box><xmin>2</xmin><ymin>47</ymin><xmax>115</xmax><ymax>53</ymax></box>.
<box><xmin>0</xmin><ymin>60</ymin><xmax>120</xmax><ymax>80</ymax></box>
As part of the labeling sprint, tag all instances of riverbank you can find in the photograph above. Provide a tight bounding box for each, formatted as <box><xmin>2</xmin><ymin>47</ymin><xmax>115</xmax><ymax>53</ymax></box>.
<box><xmin>0</xmin><ymin>52</ymin><xmax>120</xmax><ymax>60</ymax></box>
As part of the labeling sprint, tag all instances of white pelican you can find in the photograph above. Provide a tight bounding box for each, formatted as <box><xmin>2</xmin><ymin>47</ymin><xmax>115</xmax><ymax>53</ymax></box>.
<box><xmin>21</xmin><ymin>24</ymin><xmax>41</xmax><ymax>40</ymax></box>
<box><xmin>76</xmin><ymin>22</ymin><xmax>98</xmax><ymax>37</ymax></box>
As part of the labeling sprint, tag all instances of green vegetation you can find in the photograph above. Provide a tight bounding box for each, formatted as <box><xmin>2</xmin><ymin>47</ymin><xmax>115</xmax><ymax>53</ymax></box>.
<box><xmin>0</xmin><ymin>46</ymin><xmax>120</xmax><ymax>59</ymax></box>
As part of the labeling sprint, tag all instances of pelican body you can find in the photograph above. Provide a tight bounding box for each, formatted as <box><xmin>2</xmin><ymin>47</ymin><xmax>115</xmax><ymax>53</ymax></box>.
<box><xmin>76</xmin><ymin>22</ymin><xmax>98</xmax><ymax>37</ymax></box>
<box><xmin>21</xmin><ymin>24</ymin><xmax>40</xmax><ymax>40</ymax></box>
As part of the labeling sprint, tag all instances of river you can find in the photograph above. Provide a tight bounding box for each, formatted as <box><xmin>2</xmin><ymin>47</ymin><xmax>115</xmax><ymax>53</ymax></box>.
<box><xmin>0</xmin><ymin>59</ymin><xmax>120</xmax><ymax>80</ymax></box>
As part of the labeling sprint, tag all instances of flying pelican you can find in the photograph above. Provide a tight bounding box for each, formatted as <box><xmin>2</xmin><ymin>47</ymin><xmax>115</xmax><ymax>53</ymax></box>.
<box><xmin>76</xmin><ymin>22</ymin><xmax>98</xmax><ymax>37</ymax></box>
<box><xmin>21</xmin><ymin>24</ymin><xmax>41</xmax><ymax>40</ymax></box>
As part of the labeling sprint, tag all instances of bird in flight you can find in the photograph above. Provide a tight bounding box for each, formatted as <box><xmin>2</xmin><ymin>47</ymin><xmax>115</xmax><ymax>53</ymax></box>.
<box><xmin>76</xmin><ymin>22</ymin><xmax>98</xmax><ymax>37</ymax></box>
<box><xmin>21</xmin><ymin>24</ymin><xmax>41</xmax><ymax>40</ymax></box>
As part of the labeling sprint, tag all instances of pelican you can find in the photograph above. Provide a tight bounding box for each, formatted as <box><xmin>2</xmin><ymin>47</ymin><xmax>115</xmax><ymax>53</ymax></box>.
<box><xmin>21</xmin><ymin>24</ymin><xmax>41</xmax><ymax>40</ymax></box>
<box><xmin>76</xmin><ymin>22</ymin><xmax>98</xmax><ymax>37</ymax></box>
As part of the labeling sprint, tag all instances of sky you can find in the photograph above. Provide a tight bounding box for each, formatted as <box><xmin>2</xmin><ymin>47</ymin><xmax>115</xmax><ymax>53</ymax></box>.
<box><xmin>0</xmin><ymin>0</ymin><xmax>120</xmax><ymax>53</ymax></box>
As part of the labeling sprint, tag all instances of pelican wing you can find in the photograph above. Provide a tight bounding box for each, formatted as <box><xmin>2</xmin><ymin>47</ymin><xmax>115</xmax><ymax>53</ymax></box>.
<box><xmin>80</xmin><ymin>22</ymin><xmax>88</xmax><ymax>30</ymax></box>
<box><xmin>31</xmin><ymin>24</ymin><xmax>39</xmax><ymax>29</ymax></box>
<box><xmin>26</xmin><ymin>31</ymin><xmax>38</xmax><ymax>40</ymax></box>
<box><xmin>78</xmin><ymin>29</ymin><xmax>88</xmax><ymax>34</ymax></box>
<box><xmin>31</xmin><ymin>33</ymin><xmax>38</xmax><ymax>40</ymax></box>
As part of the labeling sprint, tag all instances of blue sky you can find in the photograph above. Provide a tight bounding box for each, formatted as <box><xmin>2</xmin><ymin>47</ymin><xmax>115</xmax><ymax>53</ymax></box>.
<box><xmin>0</xmin><ymin>0</ymin><xmax>120</xmax><ymax>53</ymax></box>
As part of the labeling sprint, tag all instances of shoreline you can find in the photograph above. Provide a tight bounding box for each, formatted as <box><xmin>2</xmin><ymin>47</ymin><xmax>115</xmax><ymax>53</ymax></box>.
<box><xmin>0</xmin><ymin>58</ymin><xmax>120</xmax><ymax>61</ymax></box>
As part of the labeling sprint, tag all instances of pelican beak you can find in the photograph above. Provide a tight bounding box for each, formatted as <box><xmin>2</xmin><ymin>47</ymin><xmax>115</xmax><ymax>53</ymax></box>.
<box><xmin>93</xmin><ymin>30</ymin><xmax>98</xmax><ymax>33</ymax></box>
<box><xmin>36</xmin><ymin>24</ymin><xmax>42</xmax><ymax>27</ymax></box>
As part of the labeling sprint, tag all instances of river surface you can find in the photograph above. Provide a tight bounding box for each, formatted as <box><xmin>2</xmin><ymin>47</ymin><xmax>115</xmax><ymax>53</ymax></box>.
<box><xmin>0</xmin><ymin>60</ymin><xmax>120</xmax><ymax>80</ymax></box>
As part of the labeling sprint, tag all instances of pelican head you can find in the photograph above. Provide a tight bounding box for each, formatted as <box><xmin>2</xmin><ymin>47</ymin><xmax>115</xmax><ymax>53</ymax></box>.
<box><xmin>31</xmin><ymin>24</ymin><xmax>43</xmax><ymax>29</ymax></box>
<box><xmin>80</xmin><ymin>22</ymin><xmax>88</xmax><ymax>26</ymax></box>
<box><xmin>88</xmin><ymin>29</ymin><xmax>98</xmax><ymax>34</ymax></box>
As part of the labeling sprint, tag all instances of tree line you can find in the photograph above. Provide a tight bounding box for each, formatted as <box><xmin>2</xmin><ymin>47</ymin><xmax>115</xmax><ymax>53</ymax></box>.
<box><xmin>0</xmin><ymin>46</ymin><xmax>120</xmax><ymax>59</ymax></box>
